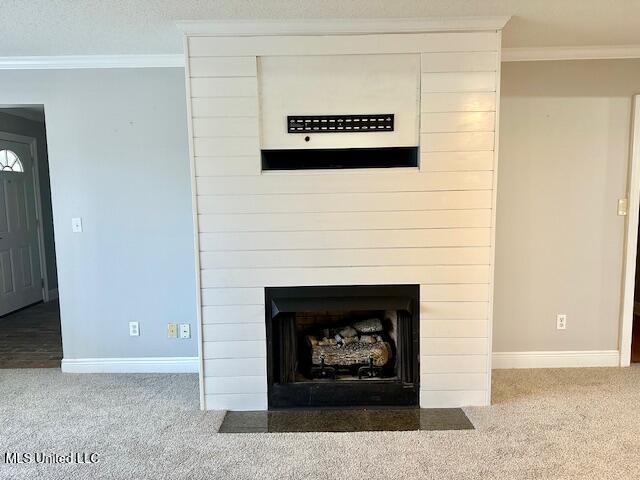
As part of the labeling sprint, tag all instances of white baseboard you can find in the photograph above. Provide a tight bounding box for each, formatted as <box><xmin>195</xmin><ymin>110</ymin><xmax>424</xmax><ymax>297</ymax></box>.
<box><xmin>492</xmin><ymin>350</ymin><xmax>620</xmax><ymax>369</ymax></box>
<box><xmin>61</xmin><ymin>356</ymin><xmax>199</xmax><ymax>373</ymax></box>
<box><xmin>47</xmin><ymin>288</ymin><xmax>59</xmax><ymax>301</ymax></box>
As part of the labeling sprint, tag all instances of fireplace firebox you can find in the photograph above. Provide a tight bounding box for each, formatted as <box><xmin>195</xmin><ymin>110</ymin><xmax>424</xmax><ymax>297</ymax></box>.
<box><xmin>266</xmin><ymin>285</ymin><xmax>419</xmax><ymax>408</ymax></box>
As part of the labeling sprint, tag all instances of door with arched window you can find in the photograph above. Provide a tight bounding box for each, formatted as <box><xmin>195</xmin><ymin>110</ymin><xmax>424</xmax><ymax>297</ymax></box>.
<box><xmin>0</xmin><ymin>137</ymin><xmax>43</xmax><ymax>315</ymax></box>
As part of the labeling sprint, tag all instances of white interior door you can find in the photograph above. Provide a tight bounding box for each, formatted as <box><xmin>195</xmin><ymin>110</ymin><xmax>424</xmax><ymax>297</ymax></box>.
<box><xmin>0</xmin><ymin>138</ymin><xmax>43</xmax><ymax>316</ymax></box>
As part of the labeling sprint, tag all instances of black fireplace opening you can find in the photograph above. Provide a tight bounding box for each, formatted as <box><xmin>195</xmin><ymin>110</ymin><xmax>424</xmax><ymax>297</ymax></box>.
<box><xmin>266</xmin><ymin>285</ymin><xmax>419</xmax><ymax>409</ymax></box>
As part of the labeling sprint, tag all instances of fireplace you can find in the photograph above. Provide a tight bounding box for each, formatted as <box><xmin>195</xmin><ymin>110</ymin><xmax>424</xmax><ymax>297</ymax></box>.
<box><xmin>183</xmin><ymin>19</ymin><xmax>504</xmax><ymax>411</ymax></box>
<box><xmin>266</xmin><ymin>285</ymin><xmax>419</xmax><ymax>408</ymax></box>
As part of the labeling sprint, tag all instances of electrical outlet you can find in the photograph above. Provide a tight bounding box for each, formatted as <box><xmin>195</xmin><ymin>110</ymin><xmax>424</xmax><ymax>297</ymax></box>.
<box><xmin>129</xmin><ymin>321</ymin><xmax>139</xmax><ymax>336</ymax></box>
<box><xmin>557</xmin><ymin>314</ymin><xmax>567</xmax><ymax>330</ymax></box>
<box><xmin>167</xmin><ymin>323</ymin><xmax>178</xmax><ymax>339</ymax></box>
<box><xmin>179</xmin><ymin>324</ymin><xmax>191</xmax><ymax>339</ymax></box>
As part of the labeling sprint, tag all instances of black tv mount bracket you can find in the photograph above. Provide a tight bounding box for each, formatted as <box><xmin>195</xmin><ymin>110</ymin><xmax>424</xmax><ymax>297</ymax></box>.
<box><xmin>287</xmin><ymin>114</ymin><xmax>395</xmax><ymax>134</ymax></box>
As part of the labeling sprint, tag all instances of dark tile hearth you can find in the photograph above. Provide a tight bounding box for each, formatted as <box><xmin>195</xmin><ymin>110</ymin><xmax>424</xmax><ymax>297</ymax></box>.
<box><xmin>219</xmin><ymin>408</ymin><xmax>474</xmax><ymax>433</ymax></box>
<box><xmin>0</xmin><ymin>300</ymin><xmax>62</xmax><ymax>368</ymax></box>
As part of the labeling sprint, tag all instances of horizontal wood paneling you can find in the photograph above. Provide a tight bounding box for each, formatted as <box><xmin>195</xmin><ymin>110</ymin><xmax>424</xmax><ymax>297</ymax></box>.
<box><xmin>194</xmin><ymin>137</ymin><xmax>259</xmax><ymax>157</ymax></box>
<box><xmin>421</xmin><ymin>373</ymin><xmax>488</xmax><ymax>391</ymax></box>
<box><xmin>420</xmin><ymin>390</ymin><xmax>486</xmax><ymax>407</ymax></box>
<box><xmin>204</xmin><ymin>358</ymin><xmax>267</xmax><ymax>377</ymax></box>
<box><xmin>202</xmin><ymin>305</ymin><xmax>264</xmax><ymax>324</ymax></box>
<box><xmin>193</xmin><ymin>117</ymin><xmax>259</xmax><ymax>138</ymax></box>
<box><xmin>421</xmin><ymin>301</ymin><xmax>488</xmax><ymax>320</ymax></box>
<box><xmin>200</xmin><ymin>228</ymin><xmax>491</xmax><ymax>251</ymax></box>
<box><xmin>187</xmin><ymin>33</ymin><xmax>500</xmax><ymax>410</ymax></box>
<box><xmin>420</xmin><ymin>151</ymin><xmax>494</xmax><ymax>172</ymax></box>
<box><xmin>200</xmin><ymin>247</ymin><xmax>491</xmax><ymax>269</ymax></box>
<box><xmin>204</xmin><ymin>376</ymin><xmax>267</xmax><ymax>394</ymax></box>
<box><xmin>202</xmin><ymin>323</ymin><xmax>265</xmax><ymax>342</ymax></box>
<box><xmin>195</xmin><ymin>155</ymin><xmax>260</xmax><ymax>176</ymax></box>
<box><xmin>421</xmin><ymin>92</ymin><xmax>496</xmax><ymax>113</ymax></box>
<box><xmin>188</xmin><ymin>32</ymin><xmax>498</xmax><ymax>57</ymax></box>
<box><xmin>201</xmin><ymin>288</ymin><xmax>264</xmax><ymax>306</ymax></box>
<box><xmin>189</xmin><ymin>56</ymin><xmax>257</xmax><ymax>77</ymax></box>
<box><xmin>205</xmin><ymin>393</ymin><xmax>267</xmax><ymax>411</ymax></box>
<box><xmin>420</xmin><ymin>284</ymin><xmax>490</xmax><ymax>301</ymax></box>
<box><xmin>197</xmin><ymin>190</ymin><xmax>493</xmax><ymax>214</ymax></box>
<box><xmin>190</xmin><ymin>77</ymin><xmax>258</xmax><ymax>97</ymax></box>
<box><xmin>421</xmin><ymin>319</ymin><xmax>488</xmax><ymax>338</ymax></box>
<box><xmin>421</xmin><ymin>132</ymin><xmax>494</xmax><ymax>152</ymax></box>
<box><xmin>420</xmin><ymin>337</ymin><xmax>488</xmax><ymax>355</ymax></box>
<box><xmin>420</xmin><ymin>112</ymin><xmax>495</xmax><ymax>133</ymax></box>
<box><xmin>191</xmin><ymin>97</ymin><xmax>258</xmax><ymax>117</ymax></box>
<box><xmin>200</xmin><ymin>265</ymin><xmax>491</xmax><ymax>288</ymax></box>
<box><xmin>195</xmin><ymin>171</ymin><xmax>493</xmax><ymax>193</ymax></box>
<box><xmin>203</xmin><ymin>341</ymin><xmax>266</xmax><ymax>359</ymax></box>
<box><xmin>421</xmin><ymin>72</ymin><xmax>496</xmax><ymax>93</ymax></box>
<box><xmin>420</xmin><ymin>52</ymin><xmax>496</xmax><ymax>72</ymax></box>
<box><xmin>422</xmin><ymin>355</ymin><xmax>488</xmax><ymax>373</ymax></box>
<box><xmin>198</xmin><ymin>209</ymin><xmax>491</xmax><ymax>232</ymax></box>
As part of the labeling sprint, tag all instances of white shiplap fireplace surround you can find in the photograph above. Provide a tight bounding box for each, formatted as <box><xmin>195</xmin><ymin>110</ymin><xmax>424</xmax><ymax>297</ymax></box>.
<box><xmin>180</xmin><ymin>17</ymin><xmax>510</xmax><ymax>411</ymax></box>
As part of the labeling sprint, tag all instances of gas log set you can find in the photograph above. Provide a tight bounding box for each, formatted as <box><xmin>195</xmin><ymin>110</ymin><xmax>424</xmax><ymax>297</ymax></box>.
<box><xmin>305</xmin><ymin>318</ymin><xmax>393</xmax><ymax>380</ymax></box>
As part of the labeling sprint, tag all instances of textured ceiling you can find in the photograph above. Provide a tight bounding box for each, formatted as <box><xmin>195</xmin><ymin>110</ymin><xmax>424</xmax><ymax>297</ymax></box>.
<box><xmin>1</xmin><ymin>0</ymin><xmax>640</xmax><ymax>56</ymax></box>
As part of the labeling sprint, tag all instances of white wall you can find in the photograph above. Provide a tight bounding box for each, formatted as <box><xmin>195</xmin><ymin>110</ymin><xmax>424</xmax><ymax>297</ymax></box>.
<box><xmin>0</xmin><ymin>68</ymin><xmax>197</xmax><ymax>360</ymax></box>
<box><xmin>494</xmin><ymin>59</ymin><xmax>640</xmax><ymax>354</ymax></box>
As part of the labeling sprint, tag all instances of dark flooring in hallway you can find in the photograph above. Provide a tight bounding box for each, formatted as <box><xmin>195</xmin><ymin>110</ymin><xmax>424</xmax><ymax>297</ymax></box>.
<box><xmin>0</xmin><ymin>301</ymin><xmax>62</xmax><ymax>368</ymax></box>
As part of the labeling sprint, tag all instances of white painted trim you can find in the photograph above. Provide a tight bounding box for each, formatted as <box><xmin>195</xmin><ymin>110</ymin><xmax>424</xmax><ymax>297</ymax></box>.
<box><xmin>484</xmin><ymin>32</ymin><xmax>502</xmax><ymax>406</ymax></box>
<box><xmin>502</xmin><ymin>45</ymin><xmax>640</xmax><ymax>62</ymax></box>
<box><xmin>47</xmin><ymin>288</ymin><xmax>59</xmax><ymax>301</ymax></box>
<box><xmin>0</xmin><ymin>55</ymin><xmax>184</xmax><ymax>70</ymax></box>
<box><xmin>61</xmin><ymin>357</ymin><xmax>199</xmax><ymax>373</ymax></box>
<box><xmin>2</xmin><ymin>43</ymin><xmax>638</xmax><ymax>69</ymax></box>
<box><xmin>620</xmin><ymin>95</ymin><xmax>640</xmax><ymax>367</ymax></box>
<box><xmin>183</xmin><ymin>36</ymin><xmax>207</xmax><ymax>411</ymax></box>
<box><xmin>492</xmin><ymin>351</ymin><xmax>621</xmax><ymax>369</ymax></box>
<box><xmin>177</xmin><ymin>17</ymin><xmax>511</xmax><ymax>36</ymax></box>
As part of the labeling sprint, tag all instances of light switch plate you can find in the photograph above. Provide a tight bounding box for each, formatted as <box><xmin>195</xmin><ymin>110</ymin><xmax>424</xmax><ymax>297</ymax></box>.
<box><xmin>618</xmin><ymin>198</ymin><xmax>628</xmax><ymax>216</ymax></box>
<box><xmin>179</xmin><ymin>324</ymin><xmax>191</xmax><ymax>339</ymax></box>
<box><xmin>71</xmin><ymin>217</ymin><xmax>83</xmax><ymax>233</ymax></box>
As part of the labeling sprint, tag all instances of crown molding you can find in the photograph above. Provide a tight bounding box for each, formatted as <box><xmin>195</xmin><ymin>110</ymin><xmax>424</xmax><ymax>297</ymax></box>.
<box><xmin>5</xmin><ymin>41</ymin><xmax>637</xmax><ymax>69</ymax></box>
<box><xmin>177</xmin><ymin>16</ymin><xmax>511</xmax><ymax>36</ymax></box>
<box><xmin>502</xmin><ymin>44</ymin><xmax>640</xmax><ymax>62</ymax></box>
<box><xmin>0</xmin><ymin>54</ymin><xmax>185</xmax><ymax>70</ymax></box>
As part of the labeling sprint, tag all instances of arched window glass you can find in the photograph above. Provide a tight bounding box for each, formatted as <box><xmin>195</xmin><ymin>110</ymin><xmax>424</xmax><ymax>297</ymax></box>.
<box><xmin>0</xmin><ymin>150</ymin><xmax>24</xmax><ymax>172</ymax></box>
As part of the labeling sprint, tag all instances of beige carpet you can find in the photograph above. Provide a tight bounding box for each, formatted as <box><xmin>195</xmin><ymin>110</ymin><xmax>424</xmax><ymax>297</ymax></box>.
<box><xmin>1</xmin><ymin>366</ymin><xmax>639</xmax><ymax>479</ymax></box>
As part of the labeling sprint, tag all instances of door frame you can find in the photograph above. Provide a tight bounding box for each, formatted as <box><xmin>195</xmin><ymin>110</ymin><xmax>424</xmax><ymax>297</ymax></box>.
<box><xmin>620</xmin><ymin>95</ymin><xmax>640</xmax><ymax>366</ymax></box>
<box><xmin>0</xmin><ymin>130</ymin><xmax>51</xmax><ymax>303</ymax></box>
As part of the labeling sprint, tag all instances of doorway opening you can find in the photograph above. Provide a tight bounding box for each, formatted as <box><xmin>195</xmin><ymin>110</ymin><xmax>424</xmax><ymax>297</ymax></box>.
<box><xmin>621</xmin><ymin>95</ymin><xmax>640</xmax><ymax>365</ymax></box>
<box><xmin>0</xmin><ymin>105</ymin><xmax>60</xmax><ymax>368</ymax></box>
